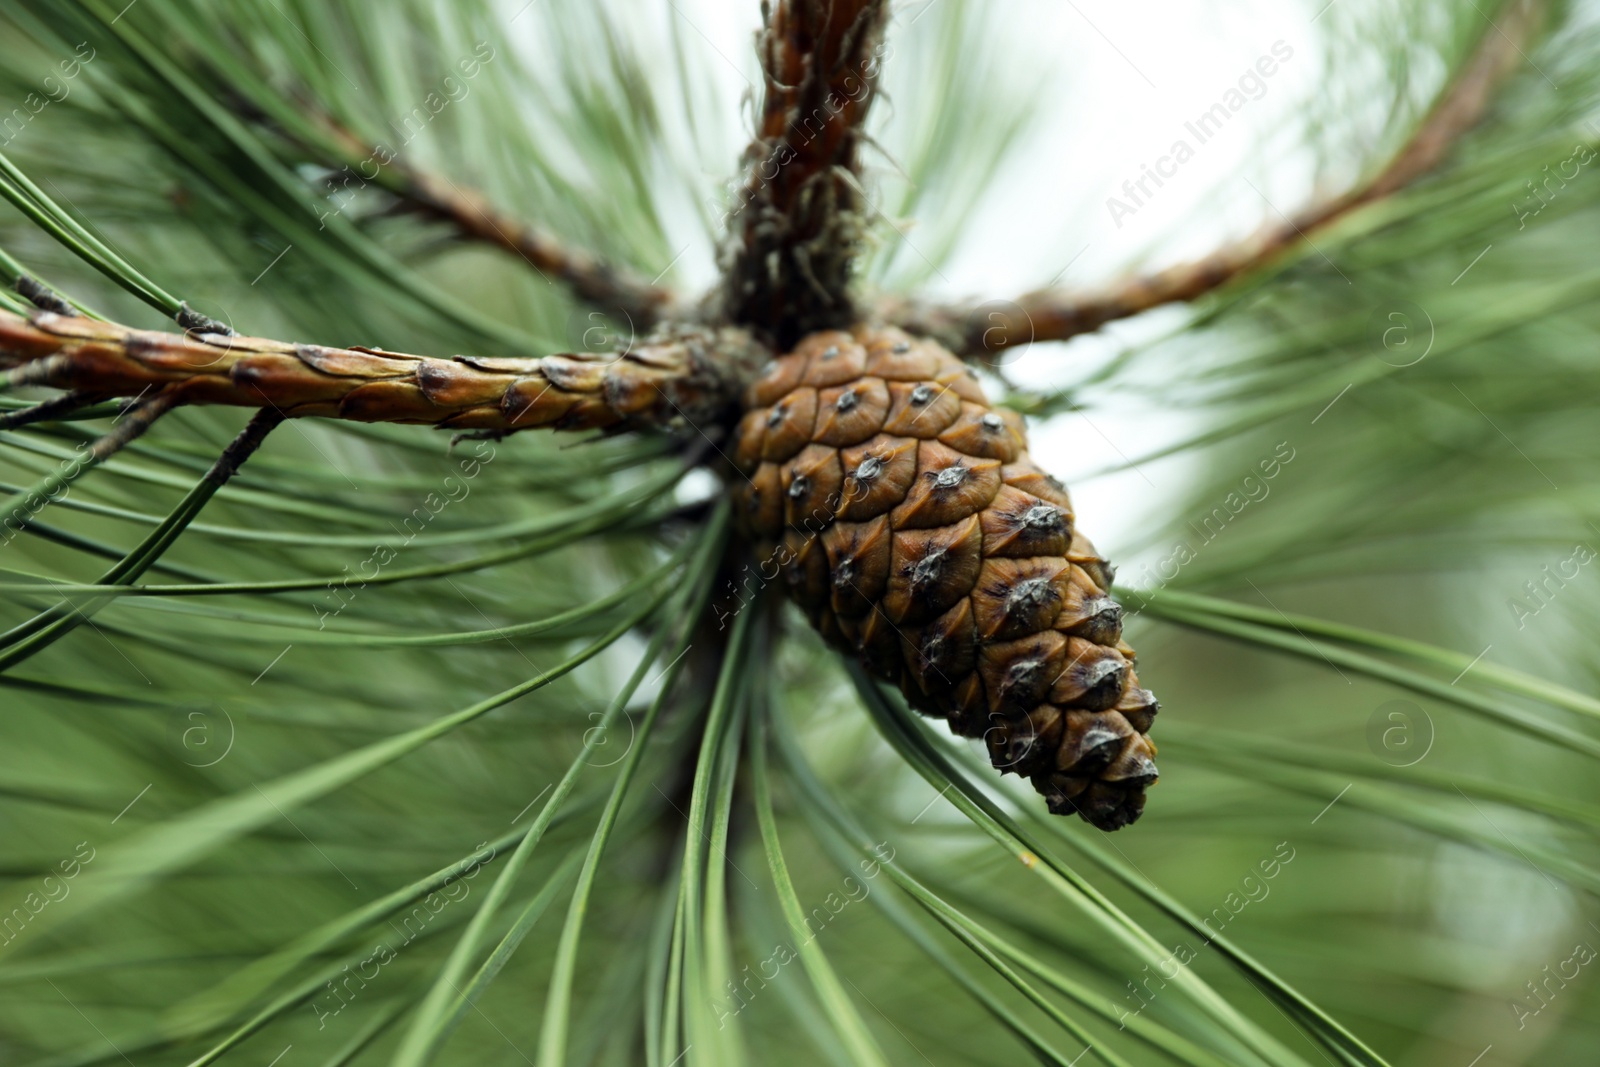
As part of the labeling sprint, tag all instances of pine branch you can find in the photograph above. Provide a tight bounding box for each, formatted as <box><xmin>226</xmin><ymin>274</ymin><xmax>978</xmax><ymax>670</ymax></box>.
<box><xmin>307</xmin><ymin>115</ymin><xmax>680</xmax><ymax>329</ymax></box>
<box><xmin>230</xmin><ymin>79</ymin><xmax>679</xmax><ymax>327</ymax></box>
<box><xmin>0</xmin><ymin>310</ymin><xmax>766</xmax><ymax>435</ymax></box>
<box><xmin>390</xmin><ymin>164</ymin><xmax>679</xmax><ymax>329</ymax></box>
<box><xmin>881</xmin><ymin>0</ymin><xmax>1545</xmax><ymax>359</ymax></box>
<box><xmin>722</xmin><ymin>0</ymin><xmax>892</xmax><ymax>347</ymax></box>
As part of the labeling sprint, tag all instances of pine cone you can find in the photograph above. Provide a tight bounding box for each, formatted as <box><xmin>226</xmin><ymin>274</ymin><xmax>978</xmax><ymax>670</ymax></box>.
<box><xmin>732</xmin><ymin>326</ymin><xmax>1160</xmax><ymax>830</ymax></box>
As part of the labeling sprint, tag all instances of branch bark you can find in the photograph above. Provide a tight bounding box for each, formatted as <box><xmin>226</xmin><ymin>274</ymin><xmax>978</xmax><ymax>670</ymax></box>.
<box><xmin>880</xmin><ymin>0</ymin><xmax>1543</xmax><ymax>359</ymax></box>
<box><xmin>0</xmin><ymin>311</ymin><xmax>765</xmax><ymax>437</ymax></box>
<box><xmin>722</xmin><ymin>0</ymin><xmax>891</xmax><ymax>348</ymax></box>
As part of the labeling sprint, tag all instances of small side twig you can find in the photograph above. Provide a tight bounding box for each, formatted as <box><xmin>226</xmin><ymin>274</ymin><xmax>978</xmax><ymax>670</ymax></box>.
<box><xmin>205</xmin><ymin>407</ymin><xmax>285</xmax><ymax>484</ymax></box>
<box><xmin>0</xmin><ymin>390</ymin><xmax>100</xmax><ymax>431</ymax></box>
<box><xmin>881</xmin><ymin>0</ymin><xmax>1544</xmax><ymax>358</ymax></box>
<box><xmin>0</xmin><ymin>388</ymin><xmax>179</xmax><ymax>540</ymax></box>
<box><xmin>93</xmin><ymin>390</ymin><xmax>180</xmax><ymax>461</ymax></box>
<box><xmin>14</xmin><ymin>275</ymin><xmax>74</xmax><ymax>315</ymax></box>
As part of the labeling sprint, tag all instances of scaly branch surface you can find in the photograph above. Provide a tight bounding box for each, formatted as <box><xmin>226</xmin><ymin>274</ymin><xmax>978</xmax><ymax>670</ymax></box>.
<box><xmin>723</xmin><ymin>0</ymin><xmax>891</xmax><ymax>347</ymax></box>
<box><xmin>0</xmin><ymin>311</ymin><xmax>765</xmax><ymax>435</ymax></box>
<box><xmin>881</xmin><ymin>0</ymin><xmax>1543</xmax><ymax>358</ymax></box>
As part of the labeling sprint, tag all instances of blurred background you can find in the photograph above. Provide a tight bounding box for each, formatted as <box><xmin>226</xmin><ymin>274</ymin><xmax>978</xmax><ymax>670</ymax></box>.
<box><xmin>0</xmin><ymin>1</ymin><xmax>1597</xmax><ymax>1064</ymax></box>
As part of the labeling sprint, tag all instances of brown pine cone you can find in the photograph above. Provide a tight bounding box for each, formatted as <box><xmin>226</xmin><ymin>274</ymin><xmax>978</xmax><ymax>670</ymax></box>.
<box><xmin>732</xmin><ymin>325</ymin><xmax>1159</xmax><ymax>830</ymax></box>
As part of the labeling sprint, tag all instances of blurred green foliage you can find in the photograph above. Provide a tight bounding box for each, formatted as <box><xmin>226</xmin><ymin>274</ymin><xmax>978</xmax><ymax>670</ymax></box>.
<box><xmin>0</xmin><ymin>1</ymin><xmax>1597</xmax><ymax>1065</ymax></box>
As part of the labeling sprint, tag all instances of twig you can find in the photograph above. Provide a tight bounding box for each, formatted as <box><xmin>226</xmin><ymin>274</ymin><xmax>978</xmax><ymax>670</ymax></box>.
<box><xmin>722</xmin><ymin>0</ymin><xmax>892</xmax><ymax>347</ymax></box>
<box><xmin>297</xmin><ymin>115</ymin><xmax>678</xmax><ymax>330</ymax></box>
<box><xmin>0</xmin><ymin>390</ymin><xmax>99</xmax><ymax>431</ymax></box>
<box><xmin>206</xmin><ymin>407</ymin><xmax>286</xmax><ymax>484</ymax></box>
<box><xmin>880</xmin><ymin>0</ymin><xmax>1544</xmax><ymax>358</ymax></box>
<box><xmin>392</xmin><ymin>166</ymin><xmax>679</xmax><ymax>330</ymax></box>
<box><xmin>92</xmin><ymin>390</ymin><xmax>180</xmax><ymax>461</ymax></box>
<box><xmin>0</xmin><ymin>389</ymin><xmax>178</xmax><ymax>543</ymax></box>
<box><xmin>14</xmin><ymin>275</ymin><xmax>74</xmax><ymax>315</ymax></box>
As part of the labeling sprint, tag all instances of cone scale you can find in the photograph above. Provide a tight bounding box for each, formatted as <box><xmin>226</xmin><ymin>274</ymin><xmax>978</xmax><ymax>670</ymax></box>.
<box><xmin>733</xmin><ymin>326</ymin><xmax>1160</xmax><ymax>830</ymax></box>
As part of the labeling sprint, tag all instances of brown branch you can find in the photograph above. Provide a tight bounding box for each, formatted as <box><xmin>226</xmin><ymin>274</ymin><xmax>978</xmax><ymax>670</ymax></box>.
<box><xmin>722</xmin><ymin>0</ymin><xmax>892</xmax><ymax>347</ymax></box>
<box><xmin>0</xmin><ymin>389</ymin><xmax>96</xmax><ymax>430</ymax></box>
<box><xmin>88</xmin><ymin>390</ymin><xmax>181</xmax><ymax>461</ymax></box>
<box><xmin>390</xmin><ymin>166</ymin><xmax>680</xmax><ymax>331</ymax></box>
<box><xmin>207</xmin><ymin>407</ymin><xmax>286</xmax><ymax>483</ymax></box>
<box><xmin>300</xmin><ymin>119</ymin><xmax>678</xmax><ymax>331</ymax></box>
<box><xmin>0</xmin><ymin>311</ymin><xmax>766</xmax><ymax>437</ymax></box>
<box><xmin>881</xmin><ymin>0</ymin><xmax>1543</xmax><ymax>358</ymax></box>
